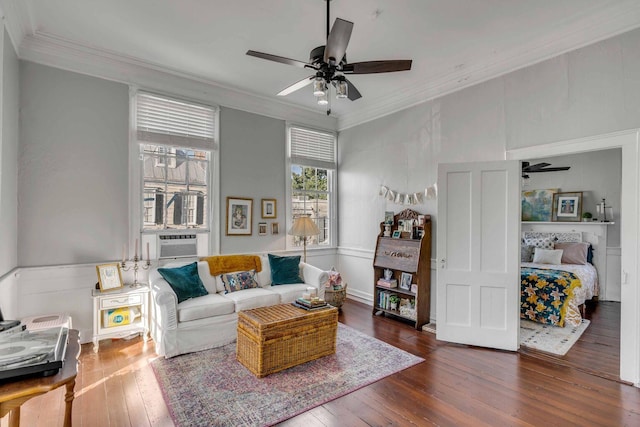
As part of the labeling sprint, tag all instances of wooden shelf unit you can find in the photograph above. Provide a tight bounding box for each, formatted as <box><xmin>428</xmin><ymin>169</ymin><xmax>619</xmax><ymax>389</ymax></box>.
<box><xmin>373</xmin><ymin>209</ymin><xmax>431</xmax><ymax>329</ymax></box>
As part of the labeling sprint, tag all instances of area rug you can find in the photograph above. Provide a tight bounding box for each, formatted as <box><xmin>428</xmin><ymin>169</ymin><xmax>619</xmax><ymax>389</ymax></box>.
<box><xmin>151</xmin><ymin>323</ymin><xmax>424</xmax><ymax>427</ymax></box>
<box><xmin>520</xmin><ymin>319</ymin><xmax>590</xmax><ymax>356</ymax></box>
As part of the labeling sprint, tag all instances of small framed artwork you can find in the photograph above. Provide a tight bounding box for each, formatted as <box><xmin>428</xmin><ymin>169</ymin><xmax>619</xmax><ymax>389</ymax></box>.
<box><xmin>400</xmin><ymin>272</ymin><xmax>412</xmax><ymax>291</ymax></box>
<box><xmin>271</xmin><ymin>222</ymin><xmax>279</xmax><ymax>234</ymax></box>
<box><xmin>261</xmin><ymin>199</ymin><xmax>277</xmax><ymax>218</ymax></box>
<box><xmin>258</xmin><ymin>222</ymin><xmax>267</xmax><ymax>235</ymax></box>
<box><xmin>410</xmin><ymin>284</ymin><xmax>418</xmax><ymax>294</ymax></box>
<box><xmin>392</xmin><ymin>230</ymin><xmax>402</xmax><ymax>239</ymax></box>
<box><xmin>96</xmin><ymin>263</ymin><xmax>124</xmax><ymax>292</ymax></box>
<box><xmin>226</xmin><ymin>197</ymin><xmax>253</xmax><ymax>235</ymax></box>
<box><xmin>384</xmin><ymin>211</ymin><xmax>394</xmax><ymax>225</ymax></box>
<box><xmin>552</xmin><ymin>192</ymin><xmax>583</xmax><ymax>222</ymax></box>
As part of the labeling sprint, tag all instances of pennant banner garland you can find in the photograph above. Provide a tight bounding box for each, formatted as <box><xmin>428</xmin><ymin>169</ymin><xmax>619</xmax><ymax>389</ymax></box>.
<box><xmin>379</xmin><ymin>184</ymin><xmax>437</xmax><ymax>205</ymax></box>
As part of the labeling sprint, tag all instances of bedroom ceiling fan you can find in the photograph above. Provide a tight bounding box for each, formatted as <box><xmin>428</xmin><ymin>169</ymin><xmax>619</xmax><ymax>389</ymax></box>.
<box><xmin>246</xmin><ymin>0</ymin><xmax>412</xmax><ymax>115</ymax></box>
<box><xmin>521</xmin><ymin>161</ymin><xmax>570</xmax><ymax>179</ymax></box>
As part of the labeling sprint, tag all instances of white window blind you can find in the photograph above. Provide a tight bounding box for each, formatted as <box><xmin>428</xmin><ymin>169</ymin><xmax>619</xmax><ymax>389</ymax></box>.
<box><xmin>290</xmin><ymin>126</ymin><xmax>336</xmax><ymax>169</ymax></box>
<box><xmin>136</xmin><ymin>92</ymin><xmax>216</xmax><ymax>150</ymax></box>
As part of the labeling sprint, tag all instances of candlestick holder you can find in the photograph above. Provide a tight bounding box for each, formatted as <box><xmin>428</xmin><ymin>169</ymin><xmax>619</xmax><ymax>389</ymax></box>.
<box><xmin>121</xmin><ymin>255</ymin><xmax>151</xmax><ymax>288</ymax></box>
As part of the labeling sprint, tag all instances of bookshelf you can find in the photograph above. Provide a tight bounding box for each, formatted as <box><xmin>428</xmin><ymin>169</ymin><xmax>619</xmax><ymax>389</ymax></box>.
<box><xmin>373</xmin><ymin>209</ymin><xmax>431</xmax><ymax>329</ymax></box>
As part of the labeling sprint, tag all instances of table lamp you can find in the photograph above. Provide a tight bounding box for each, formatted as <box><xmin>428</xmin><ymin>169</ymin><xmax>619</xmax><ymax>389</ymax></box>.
<box><xmin>288</xmin><ymin>215</ymin><xmax>320</xmax><ymax>262</ymax></box>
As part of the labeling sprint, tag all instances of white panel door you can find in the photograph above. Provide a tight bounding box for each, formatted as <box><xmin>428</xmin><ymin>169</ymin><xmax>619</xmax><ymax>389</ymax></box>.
<box><xmin>437</xmin><ymin>161</ymin><xmax>520</xmax><ymax>350</ymax></box>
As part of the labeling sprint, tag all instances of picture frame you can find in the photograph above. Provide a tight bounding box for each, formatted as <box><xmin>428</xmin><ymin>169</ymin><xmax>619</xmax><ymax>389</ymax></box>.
<box><xmin>261</xmin><ymin>199</ymin><xmax>277</xmax><ymax>218</ymax></box>
<box><xmin>384</xmin><ymin>211</ymin><xmax>394</xmax><ymax>225</ymax></box>
<box><xmin>271</xmin><ymin>222</ymin><xmax>279</xmax><ymax>234</ymax></box>
<box><xmin>400</xmin><ymin>272</ymin><xmax>412</xmax><ymax>291</ymax></box>
<box><xmin>96</xmin><ymin>263</ymin><xmax>124</xmax><ymax>292</ymax></box>
<box><xmin>226</xmin><ymin>197</ymin><xmax>253</xmax><ymax>235</ymax></box>
<box><xmin>552</xmin><ymin>191</ymin><xmax>583</xmax><ymax>222</ymax></box>
<box><xmin>258</xmin><ymin>222</ymin><xmax>267</xmax><ymax>235</ymax></box>
<box><xmin>392</xmin><ymin>230</ymin><xmax>402</xmax><ymax>239</ymax></box>
<box><xmin>410</xmin><ymin>284</ymin><xmax>418</xmax><ymax>294</ymax></box>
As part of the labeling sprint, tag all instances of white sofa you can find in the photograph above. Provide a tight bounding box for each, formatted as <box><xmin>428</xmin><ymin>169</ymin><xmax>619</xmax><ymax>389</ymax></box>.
<box><xmin>149</xmin><ymin>254</ymin><xmax>328</xmax><ymax>358</ymax></box>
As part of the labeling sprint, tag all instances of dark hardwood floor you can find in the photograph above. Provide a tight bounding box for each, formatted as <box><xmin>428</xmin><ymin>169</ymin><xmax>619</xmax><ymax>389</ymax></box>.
<box><xmin>3</xmin><ymin>299</ymin><xmax>636</xmax><ymax>427</ymax></box>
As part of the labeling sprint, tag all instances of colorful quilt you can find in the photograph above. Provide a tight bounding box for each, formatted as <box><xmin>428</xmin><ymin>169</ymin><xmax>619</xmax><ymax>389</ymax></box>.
<box><xmin>520</xmin><ymin>267</ymin><xmax>582</xmax><ymax>327</ymax></box>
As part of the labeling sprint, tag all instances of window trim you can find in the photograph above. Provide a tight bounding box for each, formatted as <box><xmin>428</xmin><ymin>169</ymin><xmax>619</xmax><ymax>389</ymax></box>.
<box><xmin>285</xmin><ymin>123</ymin><xmax>337</xmax><ymax>251</ymax></box>
<box><xmin>129</xmin><ymin>87</ymin><xmax>221</xmax><ymax>255</ymax></box>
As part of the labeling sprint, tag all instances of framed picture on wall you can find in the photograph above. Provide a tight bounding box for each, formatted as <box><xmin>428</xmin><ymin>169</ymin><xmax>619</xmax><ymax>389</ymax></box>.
<box><xmin>258</xmin><ymin>222</ymin><xmax>267</xmax><ymax>235</ymax></box>
<box><xmin>261</xmin><ymin>199</ymin><xmax>277</xmax><ymax>218</ymax></box>
<box><xmin>552</xmin><ymin>191</ymin><xmax>583</xmax><ymax>222</ymax></box>
<box><xmin>271</xmin><ymin>222</ymin><xmax>279</xmax><ymax>234</ymax></box>
<box><xmin>226</xmin><ymin>197</ymin><xmax>253</xmax><ymax>235</ymax></box>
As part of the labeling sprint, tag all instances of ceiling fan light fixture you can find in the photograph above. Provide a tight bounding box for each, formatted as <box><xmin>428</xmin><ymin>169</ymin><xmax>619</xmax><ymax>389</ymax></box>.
<box><xmin>317</xmin><ymin>93</ymin><xmax>329</xmax><ymax>105</ymax></box>
<box><xmin>313</xmin><ymin>78</ymin><xmax>327</xmax><ymax>97</ymax></box>
<box><xmin>336</xmin><ymin>80</ymin><xmax>348</xmax><ymax>98</ymax></box>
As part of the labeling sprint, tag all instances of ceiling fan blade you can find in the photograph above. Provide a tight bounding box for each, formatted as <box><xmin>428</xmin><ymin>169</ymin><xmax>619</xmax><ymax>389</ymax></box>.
<box><xmin>342</xmin><ymin>60</ymin><xmax>412</xmax><ymax>74</ymax></box>
<box><xmin>528</xmin><ymin>167</ymin><xmax>571</xmax><ymax>172</ymax></box>
<box><xmin>523</xmin><ymin>162</ymin><xmax>551</xmax><ymax>171</ymax></box>
<box><xmin>246</xmin><ymin>50</ymin><xmax>310</xmax><ymax>69</ymax></box>
<box><xmin>277</xmin><ymin>76</ymin><xmax>315</xmax><ymax>96</ymax></box>
<box><xmin>324</xmin><ymin>18</ymin><xmax>353</xmax><ymax>65</ymax></box>
<box><xmin>345</xmin><ymin>78</ymin><xmax>362</xmax><ymax>101</ymax></box>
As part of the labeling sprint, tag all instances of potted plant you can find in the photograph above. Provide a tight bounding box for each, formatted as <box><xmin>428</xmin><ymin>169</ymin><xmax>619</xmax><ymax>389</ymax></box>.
<box><xmin>389</xmin><ymin>294</ymin><xmax>400</xmax><ymax>310</ymax></box>
<box><xmin>582</xmin><ymin>212</ymin><xmax>593</xmax><ymax>222</ymax></box>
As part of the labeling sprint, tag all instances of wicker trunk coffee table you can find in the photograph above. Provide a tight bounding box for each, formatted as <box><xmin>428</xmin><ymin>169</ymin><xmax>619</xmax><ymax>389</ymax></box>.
<box><xmin>236</xmin><ymin>303</ymin><xmax>339</xmax><ymax>378</ymax></box>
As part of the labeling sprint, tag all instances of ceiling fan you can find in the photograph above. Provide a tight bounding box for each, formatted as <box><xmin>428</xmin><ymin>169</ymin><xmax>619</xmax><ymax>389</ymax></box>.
<box><xmin>246</xmin><ymin>0</ymin><xmax>412</xmax><ymax>114</ymax></box>
<box><xmin>521</xmin><ymin>161</ymin><xmax>570</xmax><ymax>179</ymax></box>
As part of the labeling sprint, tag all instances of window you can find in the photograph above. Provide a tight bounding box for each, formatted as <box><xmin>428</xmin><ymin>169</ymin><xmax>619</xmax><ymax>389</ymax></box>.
<box><xmin>287</xmin><ymin>125</ymin><xmax>336</xmax><ymax>248</ymax></box>
<box><xmin>135</xmin><ymin>92</ymin><xmax>217</xmax><ymax>231</ymax></box>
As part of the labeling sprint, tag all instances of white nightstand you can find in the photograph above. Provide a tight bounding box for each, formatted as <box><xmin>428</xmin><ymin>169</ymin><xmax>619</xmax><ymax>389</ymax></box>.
<box><xmin>92</xmin><ymin>285</ymin><xmax>150</xmax><ymax>352</ymax></box>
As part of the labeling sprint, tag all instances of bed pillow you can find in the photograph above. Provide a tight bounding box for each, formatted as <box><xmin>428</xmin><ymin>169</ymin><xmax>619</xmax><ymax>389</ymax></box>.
<box><xmin>157</xmin><ymin>262</ymin><xmax>209</xmax><ymax>303</ymax></box>
<box><xmin>532</xmin><ymin>248</ymin><xmax>563</xmax><ymax>265</ymax></box>
<box><xmin>220</xmin><ymin>270</ymin><xmax>260</xmax><ymax>293</ymax></box>
<box><xmin>520</xmin><ymin>245</ymin><xmax>534</xmax><ymax>262</ymax></box>
<box><xmin>524</xmin><ymin>236</ymin><xmax>554</xmax><ymax>250</ymax></box>
<box><xmin>268</xmin><ymin>254</ymin><xmax>303</xmax><ymax>285</ymax></box>
<box><xmin>554</xmin><ymin>242</ymin><xmax>589</xmax><ymax>265</ymax></box>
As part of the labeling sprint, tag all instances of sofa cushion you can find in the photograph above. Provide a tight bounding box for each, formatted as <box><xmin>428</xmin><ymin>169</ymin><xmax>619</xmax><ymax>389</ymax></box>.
<box><xmin>177</xmin><ymin>293</ymin><xmax>235</xmax><ymax>322</ymax></box>
<box><xmin>256</xmin><ymin>254</ymin><xmax>272</xmax><ymax>287</ymax></box>
<box><xmin>268</xmin><ymin>254</ymin><xmax>302</xmax><ymax>285</ymax></box>
<box><xmin>157</xmin><ymin>262</ymin><xmax>209</xmax><ymax>303</ymax></box>
<box><xmin>222</xmin><ymin>288</ymin><xmax>281</xmax><ymax>312</ymax></box>
<box><xmin>197</xmin><ymin>261</ymin><xmax>218</xmax><ymax>294</ymax></box>
<box><xmin>266</xmin><ymin>284</ymin><xmax>308</xmax><ymax>304</ymax></box>
<box><xmin>221</xmin><ymin>270</ymin><xmax>260</xmax><ymax>293</ymax></box>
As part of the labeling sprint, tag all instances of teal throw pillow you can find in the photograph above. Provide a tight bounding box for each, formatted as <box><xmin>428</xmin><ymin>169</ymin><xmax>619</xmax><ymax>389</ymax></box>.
<box><xmin>221</xmin><ymin>270</ymin><xmax>259</xmax><ymax>293</ymax></box>
<box><xmin>157</xmin><ymin>262</ymin><xmax>208</xmax><ymax>303</ymax></box>
<box><xmin>268</xmin><ymin>254</ymin><xmax>303</xmax><ymax>285</ymax></box>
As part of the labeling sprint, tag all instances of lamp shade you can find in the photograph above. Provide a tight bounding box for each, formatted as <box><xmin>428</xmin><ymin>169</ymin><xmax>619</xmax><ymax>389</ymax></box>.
<box><xmin>288</xmin><ymin>215</ymin><xmax>320</xmax><ymax>237</ymax></box>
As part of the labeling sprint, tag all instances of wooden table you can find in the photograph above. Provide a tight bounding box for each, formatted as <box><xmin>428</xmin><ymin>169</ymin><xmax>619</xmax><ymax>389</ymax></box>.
<box><xmin>0</xmin><ymin>329</ymin><xmax>80</xmax><ymax>427</ymax></box>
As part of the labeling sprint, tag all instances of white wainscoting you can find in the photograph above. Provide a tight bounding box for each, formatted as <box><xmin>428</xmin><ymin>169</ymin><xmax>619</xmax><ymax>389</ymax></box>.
<box><xmin>0</xmin><ymin>269</ymin><xmax>19</xmax><ymax>319</ymax></box>
<box><xmin>337</xmin><ymin>247</ymin><xmax>437</xmax><ymax>323</ymax></box>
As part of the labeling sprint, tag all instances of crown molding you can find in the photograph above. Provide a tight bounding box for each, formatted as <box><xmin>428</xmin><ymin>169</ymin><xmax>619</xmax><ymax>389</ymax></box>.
<box><xmin>18</xmin><ymin>32</ymin><xmax>337</xmax><ymax>131</ymax></box>
<box><xmin>337</xmin><ymin>1</ymin><xmax>640</xmax><ymax>130</ymax></box>
<box><xmin>0</xmin><ymin>0</ymin><xmax>34</xmax><ymax>53</ymax></box>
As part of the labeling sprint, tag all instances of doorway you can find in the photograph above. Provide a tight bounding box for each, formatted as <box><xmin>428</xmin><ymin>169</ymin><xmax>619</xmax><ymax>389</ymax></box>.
<box><xmin>507</xmin><ymin>129</ymin><xmax>639</xmax><ymax>384</ymax></box>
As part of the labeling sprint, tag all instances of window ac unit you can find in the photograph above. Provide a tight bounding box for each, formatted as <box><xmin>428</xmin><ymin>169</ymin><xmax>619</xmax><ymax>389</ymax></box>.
<box><xmin>158</xmin><ymin>233</ymin><xmax>197</xmax><ymax>259</ymax></box>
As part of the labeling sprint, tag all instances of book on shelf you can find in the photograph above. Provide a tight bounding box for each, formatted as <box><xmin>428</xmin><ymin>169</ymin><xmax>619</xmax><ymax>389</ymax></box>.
<box><xmin>376</xmin><ymin>278</ymin><xmax>397</xmax><ymax>288</ymax></box>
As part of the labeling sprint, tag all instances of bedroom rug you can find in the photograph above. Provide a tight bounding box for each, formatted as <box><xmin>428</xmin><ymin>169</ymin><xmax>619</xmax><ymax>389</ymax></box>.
<box><xmin>151</xmin><ymin>323</ymin><xmax>424</xmax><ymax>427</ymax></box>
<box><xmin>520</xmin><ymin>319</ymin><xmax>590</xmax><ymax>356</ymax></box>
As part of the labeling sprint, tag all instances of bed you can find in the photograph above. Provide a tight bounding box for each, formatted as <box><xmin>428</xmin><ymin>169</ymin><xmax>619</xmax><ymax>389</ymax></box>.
<box><xmin>520</xmin><ymin>232</ymin><xmax>599</xmax><ymax>327</ymax></box>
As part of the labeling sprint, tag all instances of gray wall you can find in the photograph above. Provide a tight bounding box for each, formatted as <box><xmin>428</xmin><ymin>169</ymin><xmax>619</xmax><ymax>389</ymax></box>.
<box><xmin>19</xmin><ymin>62</ymin><xmax>130</xmax><ymax>266</ymax></box>
<box><xmin>337</xmin><ymin>27</ymin><xmax>640</xmax><ymax>300</ymax></box>
<box><xmin>219</xmin><ymin>107</ymin><xmax>287</xmax><ymax>254</ymax></box>
<box><xmin>0</xmin><ymin>28</ymin><xmax>19</xmax><ymax>277</ymax></box>
<box><xmin>524</xmin><ymin>149</ymin><xmax>621</xmax><ymax>247</ymax></box>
